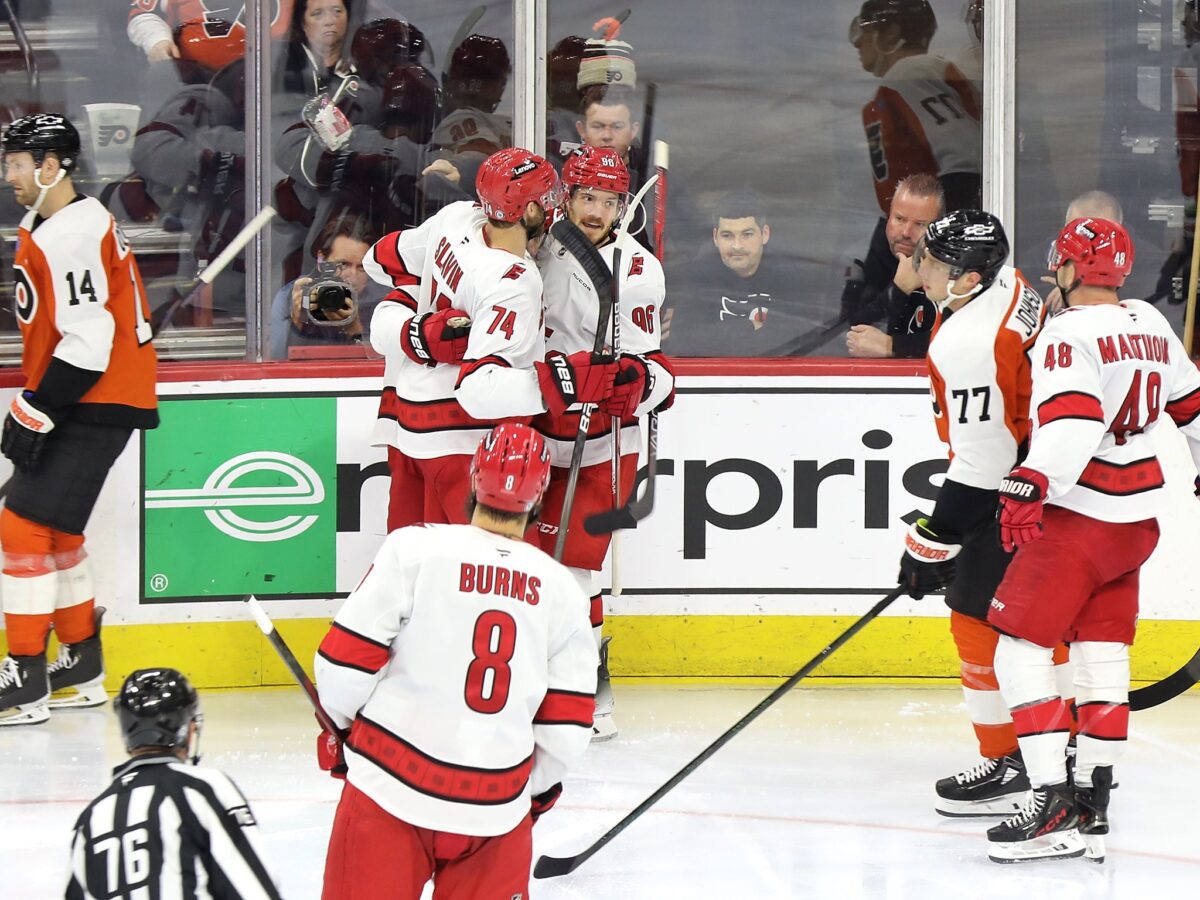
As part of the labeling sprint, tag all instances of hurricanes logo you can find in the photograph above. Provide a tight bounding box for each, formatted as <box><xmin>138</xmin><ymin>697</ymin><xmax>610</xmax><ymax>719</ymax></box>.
<box><xmin>144</xmin><ymin>451</ymin><xmax>326</xmax><ymax>542</ymax></box>
<box><xmin>97</xmin><ymin>124</ymin><xmax>132</xmax><ymax>147</ymax></box>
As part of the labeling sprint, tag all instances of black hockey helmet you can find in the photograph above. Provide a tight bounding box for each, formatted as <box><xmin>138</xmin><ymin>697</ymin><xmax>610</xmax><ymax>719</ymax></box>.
<box><xmin>852</xmin><ymin>0</ymin><xmax>938</xmax><ymax>50</ymax></box>
<box><xmin>114</xmin><ymin>668</ymin><xmax>202</xmax><ymax>756</ymax></box>
<box><xmin>1</xmin><ymin>113</ymin><xmax>81</xmax><ymax>173</ymax></box>
<box><xmin>914</xmin><ymin>209</ymin><xmax>1009</xmax><ymax>290</ymax></box>
<box><xmin>351</xmin><ymin>18</ymin><xmax>429</xmax><ymax>83</ymax></box>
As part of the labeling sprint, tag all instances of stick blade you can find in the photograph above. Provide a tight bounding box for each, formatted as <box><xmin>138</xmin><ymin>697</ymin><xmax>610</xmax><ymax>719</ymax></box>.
<box><xmin>584</xmin><ymin>506</ymin><xmax>637</xmax><ymax>535</ymax></box>
<box><xmin>533</xmin><ymin>853</ymin><xmax>583</xmax><ymax>880</ymax></box>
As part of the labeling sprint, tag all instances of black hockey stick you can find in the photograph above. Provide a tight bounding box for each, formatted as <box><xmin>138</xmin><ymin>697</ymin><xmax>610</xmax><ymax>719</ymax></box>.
<box><xmin>549</xmin><ymin>218</ymin><xmax>613</xmax><ymax>562</ymax></box>
<box><xmin>1129</xmin><ymin>644</ymin><xmax>1200</xmax><ymax>711</ymax></box>
<box><xmin>246</xmin><ymin>594</ymin><xmax>342</xmax><ymax>736</ymax></box>
<box><xmin>585</xmin><ymin>140</ymin><xmax>669</xmax><ymax>536</ymax></box>
<box><xmin>533</xmin><ymin>587</ymin><xmax>905</xmax><ymax>879</ymax></box>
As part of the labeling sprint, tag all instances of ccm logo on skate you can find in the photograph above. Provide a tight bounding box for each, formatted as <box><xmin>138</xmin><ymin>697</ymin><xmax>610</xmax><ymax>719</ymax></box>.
<box><xmin>460</xmin><ymin>563</ymin><xmax>541</xmax><ymax>605</ymax></box>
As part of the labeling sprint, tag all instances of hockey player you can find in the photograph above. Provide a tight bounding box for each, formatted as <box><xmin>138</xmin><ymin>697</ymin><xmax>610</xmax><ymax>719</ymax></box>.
<box><xmin>985</xmin><ymin>219</ymin><xmax>1200</xmax><ymax>863</ymax></box>
<box><xmin>364</xmin><ymin>146</ymin><xmax>620</xmax><ymax>531</ymax></box>
<box><xmin>315</xmin><ymin>423</ymin><xmax>597</xmax><ymax>900</ymax></box>
<box><xmin>0</xmin><ymin>114</ymin><xmax>158</xmax><ymax>726</ymax></box>
<box><xmin>897</xmin><ymin>210</ymin><xmax>1064</xmax><ymax>816</ymax></box>
<box><xmin>850</xmin><ymin>0</ymin><xmax>982</xmax><ymax>213</ymax></box>
<box><xmin>66</xmin><ymin>668</ymin><xmax>282</xmax><ymax>898</ymax></box>
<box><xmin>535</xmin><ymin>145</ymin><xmax>675</xmax><ymax>740</ymax></box>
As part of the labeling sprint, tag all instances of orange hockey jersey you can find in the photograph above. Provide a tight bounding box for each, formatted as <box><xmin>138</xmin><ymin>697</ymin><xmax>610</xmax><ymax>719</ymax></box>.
<box><xmin>14</xmin><ymin>196</ymin><xmax>158</xmax><ymax>428</ymax></box>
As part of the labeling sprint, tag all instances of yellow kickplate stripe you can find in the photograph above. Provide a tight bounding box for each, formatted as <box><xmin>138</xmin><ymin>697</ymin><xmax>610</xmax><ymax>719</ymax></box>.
<box><xmin>5</xmin><ymin>616</ymin><xmax>1199</xmax><ymax>689</ymax></box>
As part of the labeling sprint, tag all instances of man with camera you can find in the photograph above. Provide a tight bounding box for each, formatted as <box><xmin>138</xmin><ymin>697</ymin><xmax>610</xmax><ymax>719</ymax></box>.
<box><xmin>267</xmin><ymin>213</ymin><xmax>386</xmax><ymax>359</ymax></box>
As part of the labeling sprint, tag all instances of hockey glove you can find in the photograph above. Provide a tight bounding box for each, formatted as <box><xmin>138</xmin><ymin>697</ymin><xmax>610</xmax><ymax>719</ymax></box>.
<box><xmin>536</xmin><ymin>350</ymin><xmax>619</xmax><ymax>415</ymax></box>
<box><xmin>997</xmin><ymin>467</ymin><xmax>1050</xmax><ymax>552</ymax></box>
<box><xmin>1</xmin><ymin>392</ymin><xmax>56</xmax><ymax>473</ymax></box>
<box><xmin>316</xmin><ymin>724</ymin><xmax>349</xmax><ymax>780</ymax></box>
<box><xmin>531</xmin><ymin>782</ymin><xmax>563</xmax><ymax>823</ymax></box>
<box><xmin>599</xmin><ymin>354</ymin><xmax>652</xmax><ymax>419</ymax></box>
<box><xmin>898</xmin><ymin>518</ymin><xmax>961</xmax><ymax>599</ymax></box>
<box><xmin>399</xmin><ymin>308</ymin><xmax>472</xmax><ymax>366</ymax></box>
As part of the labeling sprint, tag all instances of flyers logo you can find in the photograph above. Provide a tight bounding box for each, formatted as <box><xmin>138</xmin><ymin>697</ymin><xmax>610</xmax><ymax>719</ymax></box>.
<box><xmin>502</xmin><ymin>264</ymin><xmax>525</xmax><ymax>281</ymax></box>
<box><xmin>628</xmin><ymin>255</ymin><xmax>644</xmax><ymax>277</ymax></box>
<box><xmin>97</xmin><ymin>124</ymin><xmax>132</xmax><ymax>147</ymax></box>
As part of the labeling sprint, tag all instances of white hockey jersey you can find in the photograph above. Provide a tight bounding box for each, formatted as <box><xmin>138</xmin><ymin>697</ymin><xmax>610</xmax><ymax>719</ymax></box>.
<box><xmin>315</xmin><ymin>523</ymin><xmax>597</xmax><ymax>836</ymax></box>
<box><xmin>535</xmin><ymin>232</ymin><xmax>675</xmax><ymax>467</ymax></box>
<box><xmin>862</xmin><ymin>53</ymin><xmax>981</xmax><ymax>213</ymax></box>
<box><xmin>927</xmin><ymin>266</ymin><xmax>1047</xmax><ymax>492</ymax></box>
<box><xmin>364</xmin><ymin>202</ymin><xmax>548</xmax><ymax>458</ymax></box>
<box><xmin>1023</xmin><ymin>300</ymin><xmax>1200</xmax><ymax>523</ymax></box>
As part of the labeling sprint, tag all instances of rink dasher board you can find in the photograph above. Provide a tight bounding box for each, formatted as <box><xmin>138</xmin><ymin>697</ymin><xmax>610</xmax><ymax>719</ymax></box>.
<box><xmin>0</xmin><ymin>371</ymin><xmax>1198</xmax><ymax>684</ymax></box>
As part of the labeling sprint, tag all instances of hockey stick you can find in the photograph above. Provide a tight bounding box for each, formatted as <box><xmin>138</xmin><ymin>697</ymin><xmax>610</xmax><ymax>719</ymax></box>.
<box><xmin>550</xmin><ymin>175</ymin><xmax>658</xmax><ymax>560</ymax></box>
<box><xmin>149</xmin><ymin>206</ymin><xmax>278</xmax><ymax>336</ymax></box>
<box><xmin>585</xmin><ymin>140</ymin><xmax>669</xmax><ymax>536</ymax></box>
<box><xmin>1129</xmin><ymin>644</ymin><xmax>1200</xmax><ymax>710</ymax></box>
<box><xmin>246</xmin><ymin>594</ymin><xmax>341</xmax><ymax>736</ymax></box>
<box><xmin>533</xmin><ymin>587</ymin><xmax>905</xmax><ymax>879</ymax></box>
<box><xmin>549</xmin><ymin>218</ymin><xmax>614</xmax><ymax>561</ymax></box>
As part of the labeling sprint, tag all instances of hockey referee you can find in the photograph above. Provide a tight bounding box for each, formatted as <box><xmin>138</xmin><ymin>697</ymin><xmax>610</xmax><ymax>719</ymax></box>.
<box><xmin>65</xmin><ymin>668</ymin><xmax>282</xmax><ymax>899</ymax></box>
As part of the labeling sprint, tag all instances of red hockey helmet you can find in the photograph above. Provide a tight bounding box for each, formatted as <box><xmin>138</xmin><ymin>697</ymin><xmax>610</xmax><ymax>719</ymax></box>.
<box><xmin>470</xmin><ymin>424</ymin><xmax>551</xmax><ymax>514</ymax></box>
<box><xmin>1050</xmin><ymin>218</ymin><xmax>1134</xmax><ymax>288</ymax></box>
<box><xmin>562</xmin><ymin>145</ymin><xmax>630</xmax><ymax>196</ymax></box>
<box><xmin>476</xmin><ymin>148</ymin><xmax>563</xmax><ymax>222</ymax></box>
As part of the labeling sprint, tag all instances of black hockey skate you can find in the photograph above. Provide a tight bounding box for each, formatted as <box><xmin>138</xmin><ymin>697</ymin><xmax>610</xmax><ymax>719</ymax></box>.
<box><xmin>0</xmin><ymin>654</ymin><xmax>51</xmax><ymax>726</ymax></box>
<box><xmin>1076</xmin><ymin>766</ymin><xmax>1113</xmax><ymax>863</ymax></box>
<box><xmin>591</xmin><ymin>636</ymin><xmax>616</xmax><ymax>742</ymax></box>
<box><xmin>987</xmin><ymin>782</ymin><xmax>1085</xmax><ymax>863</ymax></box>
<box><xmin>48</xmin><ymin>607</ymin><xmax>107</xmax><ymax>709</ymax></box>
<box><xmin>935</xmin><ymin>750</ymin><xmax>1030</xmax><ymax>816</ymax></box>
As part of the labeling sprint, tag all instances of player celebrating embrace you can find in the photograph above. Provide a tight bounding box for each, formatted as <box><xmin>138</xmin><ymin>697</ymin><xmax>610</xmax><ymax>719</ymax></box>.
<box><xmin>315</xmin><ymin>424</ymin><xmax>597</xmax><ymax>899</ymax></box>
<box><xmin>364</xmin><ymin>147</ymin><xmax>618</xmax><ymax>531</ymax></box>
<box><xmin>985</xmin><ymin>219</ymin><xmax>1200</xmax><ymax>863</ymax></box>
<box><xmin>897</xmin><ymin>210</ymin><xmax>1055</xmax><ymax>815</ymax></box>
<box><xmin>0</xmin><ymin>114</ymin><xmax>158</xmax><ymax>726</ymax></box>
<box><xmin>535</xmin><ymin>145</ymin><xmax>675</xmax><ymax>740</ymax></box>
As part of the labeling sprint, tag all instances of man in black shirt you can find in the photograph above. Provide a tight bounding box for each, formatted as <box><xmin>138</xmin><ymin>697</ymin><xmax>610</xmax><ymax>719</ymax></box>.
<box><xmin>844</xmin><ymin>173</ymin><xmax>942</xmax><ymax>358</ymax></box>
<box><xmin>665</xmin><ymin>190</ymin><xmax>816</xmax><ymax>356</ymax></box>
<box><xmin>66</xmin><ymin>669</ymin><xmax>281</xmax><ymax>900</ymax></box>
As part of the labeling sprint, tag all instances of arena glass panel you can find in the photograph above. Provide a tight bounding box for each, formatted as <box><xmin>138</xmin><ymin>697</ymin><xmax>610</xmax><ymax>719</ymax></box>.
<box><xmin>263</xmin><ymin>1</ymin><xmax>517</xmax><ymax>363</ymax></box>
<box><xmin>546</xmin><ymin>0</ymin><xmax>984</xmax><ymax>360</ymax></box>
<box><xmin>1014</xmin><ymin>0</ymin><xmax>1198</xmax><ymax>353</ymax></box>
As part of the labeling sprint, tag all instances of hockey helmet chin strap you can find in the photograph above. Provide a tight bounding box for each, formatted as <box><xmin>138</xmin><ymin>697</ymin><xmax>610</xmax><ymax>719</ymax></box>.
<box><xmin>936</xmin><ymin>269</ymin><xmax>984</xmax><ymax>310</ymax></box>
<box><xmin>25</xmin><ymin>164</ymin><xmax>66</xmax><ymax>213</ymax></box>
<box><xmin>1054</xmin><ymin>266</ymin><xmax>1084</xmax><ymax>308</ymax></box>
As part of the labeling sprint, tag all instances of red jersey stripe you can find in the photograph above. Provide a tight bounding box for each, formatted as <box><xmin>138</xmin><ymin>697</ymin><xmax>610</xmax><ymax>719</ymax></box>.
<box><xmin>1166</xmin><ymin>384</ymin><xmax>1200</xmax><ymax>427</ymax></box>
<box><xmin>1037</xmin><ymin>390</ymin><xmax>1105</xmax><ymax>427</ymax></box>
<box><xmin>1076</xmin><ymin>701</ymin><xmax>1129</xmax><ymax>741</ymax></box>
<box><xmin>1078</xmin><ymin>457</ymin><xmax>1165</xmax><ymax>496</ymax></box>
<box><xmin>317</xmin><ymin>622</ymin><xmax>390</xmax><ymax>674</ymax></box>
<box><xmin>534</xmin><ymin>690</ymin><xmax>596</xmax><ymax>728</ymax></box>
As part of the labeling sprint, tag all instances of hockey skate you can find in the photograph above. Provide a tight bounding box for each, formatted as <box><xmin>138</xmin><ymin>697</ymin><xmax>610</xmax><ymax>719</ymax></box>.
<box><xmin>48</xmin><ymin>607</ymin><xmax>108</xmax><ymax>709</ymax></box>
<box><xmin>591</xmin><ymin>636</ymin><xmax>617</xmax><ymax>742</ymax></box>
<box><xmin>1076</xmin><ymin>766</ymin><xmax>1114</xmax><ymax>863</ymax></box>
<box><xmin>935</xmin><ymin>750</ymin><xmax>1030</xmax><ymax>816</ymax></box>
<box><xmin>0</xmin><ymin>654</ymin><xmax>51</xmax><ymax>726</ymax></box>
<box><xmin>987</xmin><ymin>782</ymin><xmax>1086</xmax><ymax>863</ymax></box>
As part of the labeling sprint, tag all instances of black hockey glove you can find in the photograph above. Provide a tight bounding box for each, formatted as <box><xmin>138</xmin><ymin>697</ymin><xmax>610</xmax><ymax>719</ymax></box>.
<box><xmin>531</xmin><ymin>782</ymin><xmax>563</xmax><ymax>824</ymax></box>
<box><xmin>1</xmin><ymin>392</ymin><xmax>56</xmax><ymax>473</ymax></box>
<box><xmin>897</xmin><ymin>518</ymin><xmax>961</xmax><ymax>599</ymax></box>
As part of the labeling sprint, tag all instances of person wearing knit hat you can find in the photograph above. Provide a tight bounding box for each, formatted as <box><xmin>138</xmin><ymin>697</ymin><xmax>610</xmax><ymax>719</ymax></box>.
<box><xmin>576</xmin><ymin>36</ymin><xmax>637</xmax><ymax>90</ymax></box>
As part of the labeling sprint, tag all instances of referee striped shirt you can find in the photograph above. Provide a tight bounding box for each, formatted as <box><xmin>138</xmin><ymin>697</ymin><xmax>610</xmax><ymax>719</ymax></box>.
<box><xmin>65</xmin><ymin>754</ymin><xmax>281</xmax><ymax>900</ymax></box>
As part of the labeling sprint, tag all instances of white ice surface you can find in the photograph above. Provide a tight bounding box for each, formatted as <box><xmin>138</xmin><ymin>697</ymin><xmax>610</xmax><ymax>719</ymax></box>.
<box><xmin>3</xmin><ymin>683</ymin><xmax>1196</xmax><ymax>899</ymax></box>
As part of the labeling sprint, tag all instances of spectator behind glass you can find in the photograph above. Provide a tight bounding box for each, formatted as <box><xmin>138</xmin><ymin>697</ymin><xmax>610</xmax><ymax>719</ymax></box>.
<box><xmin>430</xmin><ymin>34</ymin><xmax>512</xmax><ymax>158</ymax></box>
<box><xmin>267</xmin><ymin>213</ymin><xmax>384</xmax><ymax>359</ymax></box>
<box><xmin>844</xmin><ymin>173</ymin><xmax>943</xmax><ymax>359</ymax></box>
<box><xmin>575</xmin><ymin>85</ymin><xmax>643</xmax><ymax>187</ymax></box>
<box><xmin>850</xmin><ymin>0</ymin><xmax>981</xmax><ymax>214</ymax></box>
<box><xmin>546</xmin><ymin>35</ymin><xmax>586</xmax><ymax>164</ymax></box>
<box><xmin>127</xmin><ymin>1</ymin><xmax>292</xmax><ymax>70</ymax></box>
<box><xmin>665</xmin><ymin>191</ymin><xmax>813</xmax><ymax>357</ymax></box>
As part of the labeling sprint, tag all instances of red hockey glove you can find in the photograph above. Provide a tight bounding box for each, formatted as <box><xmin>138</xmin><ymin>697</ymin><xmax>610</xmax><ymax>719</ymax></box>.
<box><xmin>1</xmin><ymin>392</ymin><xmax>56</xmax><ymax>473</ymax></box>
<box><xmin>897</xmin><ymin>518</ymin><xmax>961</xmax><ymax>599</ymax></box>
<box><xmin>997</xmin><ymin>467</ymin><xmax>1050</xmax><ymax>552</ymax></box>
<box><xmin>531</xmin><ymin>782</ymin><xmax>563</xmax><ymax>824</ymax></box>
<box><xmin>536</xmin><ymin>351</ymin><xmax>619</xmax><ymax>415</ymax></box>
<box><xmin>316</xmin><ymin>724</ymin><xmax>349</xmax><ymax>780</ymax></box>
<box><xmin>599</xmin><ymin>354</ymin><xmax>652</xmax><ymax>419</ymax></box>
<box><xmin>400</xmin><ymin>308</ymin><xmax>472</xmax><ymax>366</ymax></box>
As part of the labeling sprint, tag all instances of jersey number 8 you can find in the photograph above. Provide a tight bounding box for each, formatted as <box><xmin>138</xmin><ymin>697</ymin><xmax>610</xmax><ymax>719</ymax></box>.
<box><xmin>464</xmin><ymin>610</ymin><xmax>517</xmax><ymax>714</ymax></box>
